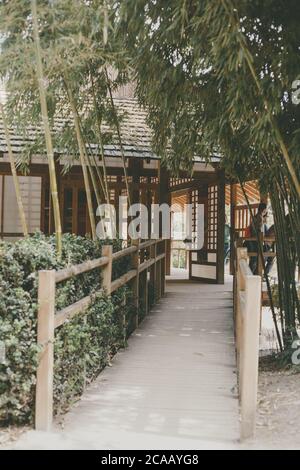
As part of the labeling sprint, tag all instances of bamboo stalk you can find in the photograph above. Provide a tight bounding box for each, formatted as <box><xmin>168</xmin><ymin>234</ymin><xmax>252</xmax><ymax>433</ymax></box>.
<box><xmin>63</xmin><ymin>79</ymin><xmax>96</xmax><ymax>240</ymax></box>
<box><xmin>90</xmin><ymin>71</ymin><xmax>117</xmax><ymax>236</ymax></box>
<box><xmin>90</xmin><ymin>72</ymin><xmax>110</xmax><ymax>205</ymax></box>
<box><xmin>0</xmin><ymin>102</ymin><xmax>28</xmax><ymax>236</ymax></box>
<box><xmin>31</xmin><ymin>0</ymin><xmax>62</xmax><ymax>256</ymax></box>
<box><xmin>104</xmin><ymin>67</ymin><xmax>132</xmax><ymax>207</ymax></box>
<box><xmin>221</xmin><ymin>0</ymin><xmax>300</xmax><ymax>199</ymax></box>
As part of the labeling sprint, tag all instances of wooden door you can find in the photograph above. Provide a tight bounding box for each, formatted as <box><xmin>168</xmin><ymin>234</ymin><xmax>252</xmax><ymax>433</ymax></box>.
<box><xmin>189</xmin><ymin>178</ymin><xmax>225</xmax><ymax>283</ymax></box>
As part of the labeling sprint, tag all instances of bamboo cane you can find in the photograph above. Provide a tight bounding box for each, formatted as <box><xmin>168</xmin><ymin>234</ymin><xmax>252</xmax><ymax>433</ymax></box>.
<box><xmin>0</xmin><ymin>102</ymin><xmax>28</xmax><ymax>237</ymax></box>
<box><xmin>90</xmin><ymin>72</ymin><xmax>110</xmax><ymax>205</ymax></box>
<box><xmin>63</xmin><ymin>80</ymin><xmax>96</xmax><ymax>240</ymax></box>
<box><xmin>104</xmin><ymin>67</ymin><xmax>132</xmax><ymax>207</ymax></box>
<box><xmin>31</xmin><ymin>0</ymin><xmax>62</xmax><ymax>256</ymax></box>
<box><xmin>239</xmin><ymin>178</ymin><xmax>283</xmax><ymax>351</ymax></box>
<box><xmin>221</xmin><ymin>0</ymin><xmax>300</xmax><ymax>199</ymax></box>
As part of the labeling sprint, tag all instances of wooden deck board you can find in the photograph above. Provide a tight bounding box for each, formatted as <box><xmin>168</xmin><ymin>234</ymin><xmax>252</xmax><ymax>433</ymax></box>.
<box><xmin>15</xmin><ymin>278</ymin><xmax>240</xmax><ymax>450</ymax></box>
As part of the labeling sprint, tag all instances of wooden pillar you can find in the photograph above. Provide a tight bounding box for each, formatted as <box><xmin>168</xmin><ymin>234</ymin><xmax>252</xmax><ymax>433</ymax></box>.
<box><xmin>240</xmin><ymin>275</ymin><xmax>261</xmax><ymax>440</ymax></box>
<box><xmin>131</xmin><ymin>239</ymin><xmax>140</xmax><ymax>327</ymax></box>
<box><xmin>230</xmin><ymin>183</ymin><xmax>237</xmax><ymax>275</ymax></box>
<box><xmin>158</xmin><ymin>163</ymin><xmax>171</xmax><ymax>275</ymax></box>
<box><xmin>150</xmin><ymin>242</ymin><xmax>156</xmax><ymax>304</ymax></box>
<box><xmin>128</xmin><ymin>158</ymin><xmax>141</xmax><ymax>243</ymax></box>
<box><xmin>35</xmin><ymin>270</ymin><xmax>56</xmax><ymax>431</ymax></box>
<box><xmin>0</xmin><ymin>175</ymin><xmax>5</xmax><ymax>238</ymax></box>
<box><xmin>146</xmin><ymin>179</ymin><xmax>152</xmax><ymax>239</ymax></box>
<box><xmin>216</xmin><ymin>170</ymin><xmax>225</xmax><ymax>284</ymax></box>
<box><xmin>102</xmin><ymin>245</ymin><xmax>113</xmax><ymax>295</ymax></box>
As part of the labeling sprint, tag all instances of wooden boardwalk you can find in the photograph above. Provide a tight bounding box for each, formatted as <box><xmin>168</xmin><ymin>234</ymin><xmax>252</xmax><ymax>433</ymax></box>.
<box><xmin>16</xmin><ymin>278</ymin><xmax>240</xmax><ymax>449</ymax></box>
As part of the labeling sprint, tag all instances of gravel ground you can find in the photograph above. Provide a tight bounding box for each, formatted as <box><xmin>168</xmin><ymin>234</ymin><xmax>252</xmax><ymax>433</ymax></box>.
<box><xmin>0</xmin><ymin>426</ymin><xmax>29</xmax><ymax>450</ymax></box>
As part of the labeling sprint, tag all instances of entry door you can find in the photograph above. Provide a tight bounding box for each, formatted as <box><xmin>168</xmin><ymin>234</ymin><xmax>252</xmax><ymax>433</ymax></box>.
<box><xmin>189</xmin><ymin>181</ymin><xmax>225</xmax><ymax>284</ymax></box>
<box><xmin>61</xmin><ymin>183</ymin><xmax>91</xmax><ymax>236</ymax></box>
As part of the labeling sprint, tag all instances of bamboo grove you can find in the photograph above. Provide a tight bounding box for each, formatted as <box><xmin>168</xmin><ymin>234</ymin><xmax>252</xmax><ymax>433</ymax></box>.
<box><xmin>117</xmin><ymin>0</ymin><xmax>300</xmax><ymax>352</ymax></box>
<box><xmin>0</xmin><ymin>0</ymin><xmax>131</xmax><ymax>246</ymax></box>
<box><xmin>0</xmin><ymin>0</ymin><xmax>299</xmax><ymax>353</ymax></box>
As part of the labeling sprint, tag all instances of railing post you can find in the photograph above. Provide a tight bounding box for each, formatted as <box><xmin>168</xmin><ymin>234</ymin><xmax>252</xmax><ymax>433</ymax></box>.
<box><xmin>240</xmin><ymin>275</ymin><xmax>261</xmax><ymax>441</ymax></box>
<box><xmin>102</xmin><ymin>245</ymin><xmax>113</xmax><ymax>295</ymax></box>
<box><xmin>35</xmin><ymin>269</ymin><xmax>56</xmax><ymax>431</ymax></box>
<box><xmin>143</xmin><ymin>269</ymin><xmax>149</xmax><ymax>316</ymax></box>
<box><xmin>161</xmin><ymin>240</ymin><xmax>167</xmax><ymax>296</ymax></box>
<box><xmin>155</xmin><ymin>242</ymin><xmax>161</xmax><ymax>301</ymax></box>
<box><xmin>257</xmin><ymin>232</ymin><xmax>264</xmax><ymax>277</ymax></box>
<box><xmin>235</xmin><ymin>247</ymin><xmax>248</xmax><ymax>370</ymax></box>
<box><xmin>131</xmin><ymin>239</ymin><xmax>140</xmax><ymax>327</ymax></box>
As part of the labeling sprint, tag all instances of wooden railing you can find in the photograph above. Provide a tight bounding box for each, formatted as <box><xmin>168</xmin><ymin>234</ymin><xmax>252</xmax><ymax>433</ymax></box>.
<box><xmin>234</xmin><ymin>247</ymin><xmax>261</xmax><ymax>441</ymax></box>
<box><xmin>235</xmin><ymin>233</ymin><xmax>276</xmax><ymax>306</ymax></box>
<box><xmin>35</xmin><ymin>239</ymin><xmax>166</xmax><ymax>431</ymax></box>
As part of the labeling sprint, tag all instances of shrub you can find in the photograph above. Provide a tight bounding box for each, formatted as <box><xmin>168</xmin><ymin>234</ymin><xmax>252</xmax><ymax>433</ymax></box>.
<box><xmin>0</xmin><ymin>233</ymin><xmax>134</xmax><ymax>425</ymax></box>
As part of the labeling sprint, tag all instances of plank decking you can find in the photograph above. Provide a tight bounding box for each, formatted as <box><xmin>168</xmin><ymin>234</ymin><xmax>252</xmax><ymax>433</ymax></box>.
<box><xmin>16</xmin><ymin>278</ymin><xmax>240</xmax><ymax>450</ymax></box>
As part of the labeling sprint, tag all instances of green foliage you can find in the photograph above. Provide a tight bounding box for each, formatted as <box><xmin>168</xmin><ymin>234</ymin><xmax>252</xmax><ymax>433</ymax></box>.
<box><xmin>0</xmin><ymin>233</ymin><xmax>134</xmax><ymax>425</ymax></box>
<box><xmin>0</xmin><ymin>0</ymin><xmax>131</xmax><ymax>173</ymax></box>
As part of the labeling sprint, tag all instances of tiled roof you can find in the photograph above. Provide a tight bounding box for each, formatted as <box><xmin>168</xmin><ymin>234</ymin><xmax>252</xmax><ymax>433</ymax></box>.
<box><xmin>0</xmin><ymin>91</ymin><xmax>221</xmax><ymax>163</ymax></box>
<box><xmin>0</xmin><ymin>95</ymin><xmax>158</xmax><ymax>160</ymax></box>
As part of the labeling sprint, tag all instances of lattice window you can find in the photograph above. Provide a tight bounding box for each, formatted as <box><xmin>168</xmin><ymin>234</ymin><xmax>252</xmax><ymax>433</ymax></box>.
<box><xmin>234</xmin><ymin>204</ymin><xmax>259</xmax><ymax>237</ymax></box>
<box><xmin>121</xmin><ymin>175</ymin><xmax>132</xmax><ymax>183</ymax></box>
<box><xmin>208</xmin><ymin>185</ymin><xmax>218</xmax><ymax>251</ymax></box>
<box><xmin>107</xmin><ymin>176</ymin><xmax>117</xmax><ymax>182</ymax></box>
<box><xmin>150</xmin><ymin>177</ymin><xmax>158</xmax><ymax>184</ymax></box>
<box><xmin>191</xmin><ymin>189</ymin><xmax>199</xmax><ymax>249</ymax></box>
<box><xmin>169</xmin><ymin>177</ymin><xmax>193</xmax><ymax>188</ymax></box>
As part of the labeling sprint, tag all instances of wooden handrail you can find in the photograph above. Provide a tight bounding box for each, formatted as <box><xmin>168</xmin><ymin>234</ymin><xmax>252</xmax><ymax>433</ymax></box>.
<box><xmin>239</xmin><ymin>236</ymin><xmax>276</xmax><ymax>243</ymax></box>
<box><xmin>111</xmin><ymin>244</ymin><xmax>137</xmax><ymax>261</ymax></box>
<box><xmin>35</xmin><ymin>239</ymin><xmax>166</xmax><ymax>431</ymax></box>
<box><xmin>55</xmin><ymin>256</ymin><xmax>109</xmax><ymax>283</ymax></box>
<box><xmin>139</xmin><ymin>239</ymin><xmax>157</xmax><ymax>249</ymax></box>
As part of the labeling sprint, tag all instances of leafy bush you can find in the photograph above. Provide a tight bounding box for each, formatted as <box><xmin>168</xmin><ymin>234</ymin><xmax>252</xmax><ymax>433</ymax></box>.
<box><xmin>0</xmin><ymin>233</ymin><xmax>135</xmax><ymax>425</ymax></box>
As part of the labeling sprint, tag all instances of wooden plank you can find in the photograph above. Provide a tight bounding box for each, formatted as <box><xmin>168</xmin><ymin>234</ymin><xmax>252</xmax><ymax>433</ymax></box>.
<box><xmin>54</xmin><ymin>294</ymin><xmax>92</xmax><ymax>328</ymax></box>
<box><xmin>55</xmin><ymin>256</ymin><xmax>109</xmax><ymax>283</ymax></box>
<box><xmin>35</xmin><ymin>270</ymin><xmax>56</xmax><ymax>431</ymax></box>
<box><xmin>110</xmin><ymin>269</ymin><xmax>137</xmax><ymax>293</ymax></box>
<box><xmin>112</xmin><ymin>244</ymin><xmax>137</xmax><ymax>261</ymax></box>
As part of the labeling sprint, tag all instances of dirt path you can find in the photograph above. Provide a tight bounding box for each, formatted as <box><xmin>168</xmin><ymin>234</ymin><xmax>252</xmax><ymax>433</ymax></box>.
<box><xmin>244</xmin><ymin>370</ymin><xmax>300</xmax><ymax>449</ymax></box>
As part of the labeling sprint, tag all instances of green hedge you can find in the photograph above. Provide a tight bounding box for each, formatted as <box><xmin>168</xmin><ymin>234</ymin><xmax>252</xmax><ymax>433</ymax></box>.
<box><xmin>0</xmin><ymin>233</ymin><xmax>136</xmax><ymax>425</ymax></box>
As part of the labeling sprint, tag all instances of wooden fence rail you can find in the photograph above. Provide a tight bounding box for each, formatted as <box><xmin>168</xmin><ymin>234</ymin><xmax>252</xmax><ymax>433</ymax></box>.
<box><xmin>35</xmin><ymin>239</ymin><xmax>166</xmax><ymax>431</ymax></box>
<box><xmin>234</xmin><ymin>246</ymin><xmax>261</xmax><ymax>441</ymax></box>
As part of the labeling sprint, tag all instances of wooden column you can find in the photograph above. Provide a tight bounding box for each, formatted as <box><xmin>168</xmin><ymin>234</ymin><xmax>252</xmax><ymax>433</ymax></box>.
<box><xmin>128</xmin><ymin>158</ymin><xmax>141</xmax><ymax>243</ymax></box>
<box><xmin>102</xmin><ymin>245</ymin><xmax>113</xmax><ymax>295</ymax></box>
<box><xmin>158</xmin><ymin>163</ymin><xmax>171</xmax><ymax>275</ymax></box>
<box><xmin>216</xmin><ymin>170</ymin><xmax>225</xmax><ymax>284</ymax></box>
<box><xmin>131</xmin><ymin>239</ymin><xmax>140</xmax><ymax>327</ymax></box>
<box><xmin>0</xmin><ymin>175</ymin><xmax>5</xmax><ymax>238</ymax></box>
<box><xmin>230</xmin><ymin>183</ymin><xmax>237</xmax><ymax>275</ymax></box>
<box><xmin>35</xmin><ymin>270</ymin><xmax>56</xmax><ymax>431</ymax></box>
<box><xmin>240</xmin><ymin>274</ymin><xmax>261</xmax><ymax>440</ymax></box>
